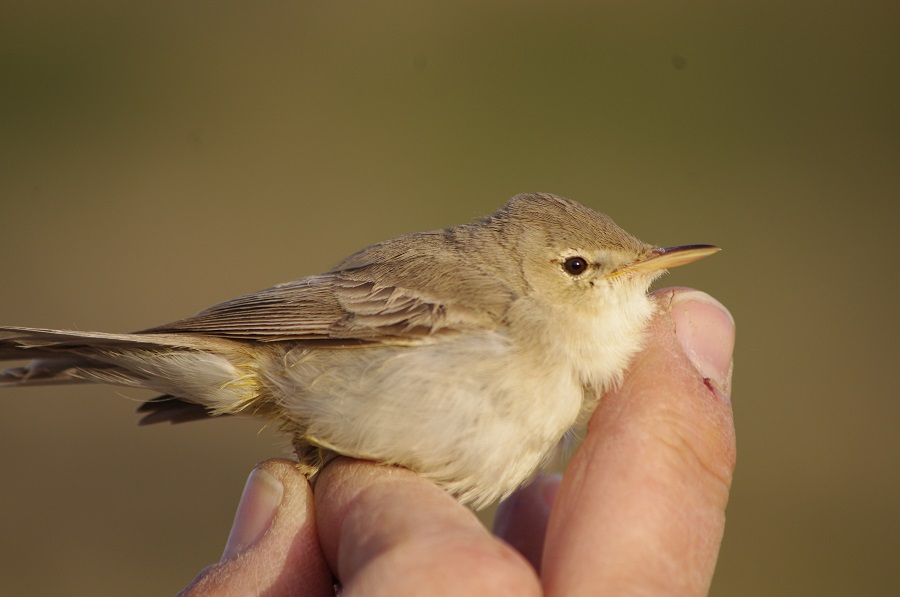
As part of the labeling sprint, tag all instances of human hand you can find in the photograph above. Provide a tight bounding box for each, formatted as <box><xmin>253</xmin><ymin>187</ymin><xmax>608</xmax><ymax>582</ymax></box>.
<box><xmin>179</xmin><ymin>288</ymin><xmax>736</xmax><ymax>596</ymax></box>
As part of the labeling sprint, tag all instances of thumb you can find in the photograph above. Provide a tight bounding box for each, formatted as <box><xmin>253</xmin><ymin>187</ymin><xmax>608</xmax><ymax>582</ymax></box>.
<box><xmin>179</xmin><ymin>459</ymin><xmax>333</xmax><ymax>597</ymax></box>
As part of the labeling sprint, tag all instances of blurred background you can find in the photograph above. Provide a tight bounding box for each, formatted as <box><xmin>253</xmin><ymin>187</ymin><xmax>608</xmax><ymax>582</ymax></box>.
<box><xmin>0</xmin><ymin>2</ymin><xmax>897</xmax><ymax>595</ymax></box>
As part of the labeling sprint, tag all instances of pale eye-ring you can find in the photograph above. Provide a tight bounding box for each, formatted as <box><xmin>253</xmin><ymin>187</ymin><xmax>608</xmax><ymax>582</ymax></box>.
<box><xmin>563</xmin><ymin>256</ymin><xmax>588</xmax><ymax>276</ymax></box>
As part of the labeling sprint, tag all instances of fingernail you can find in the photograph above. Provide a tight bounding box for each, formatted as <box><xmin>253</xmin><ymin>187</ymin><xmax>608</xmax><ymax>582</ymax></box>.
<box><xmin>669</xmin><ymin>290</ymin><xmax>735</xmax><ymax>399</ymax></box>
<box><xmin>221</xmin><ymin>467</ymin><xmax>283</xmax><ymax>561</ymax></box>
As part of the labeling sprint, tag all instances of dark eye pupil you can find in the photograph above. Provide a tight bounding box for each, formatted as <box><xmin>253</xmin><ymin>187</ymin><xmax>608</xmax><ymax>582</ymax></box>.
<box><xmin>564</xmin><ymin>256</ymin><xmax>588</xmax><ymax>275</ymax></box>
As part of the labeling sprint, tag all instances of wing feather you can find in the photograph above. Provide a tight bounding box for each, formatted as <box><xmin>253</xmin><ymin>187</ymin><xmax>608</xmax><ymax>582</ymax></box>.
<box><xmin>143</xmin><ymin>273</ymin><xmax>504</xmax><ymax>343</ymax></box>
<box><xmin>143</xmin><ymin>227</ymin><xmax>518</xmax><ymax>343</ymax></box>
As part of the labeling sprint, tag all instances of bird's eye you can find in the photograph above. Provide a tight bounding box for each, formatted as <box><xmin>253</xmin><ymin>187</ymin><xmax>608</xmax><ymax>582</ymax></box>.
<box><xmin>563</xmin><ymin>256</ymin><xmax>588</xmax><ymax>276</ymax></box>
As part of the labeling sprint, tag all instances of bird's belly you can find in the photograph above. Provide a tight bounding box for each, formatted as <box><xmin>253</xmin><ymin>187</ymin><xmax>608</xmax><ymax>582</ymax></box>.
<box><xmin>266</xmin><ymin>332</ymin><xmax>584</xmax><ymax>507</ymax></box>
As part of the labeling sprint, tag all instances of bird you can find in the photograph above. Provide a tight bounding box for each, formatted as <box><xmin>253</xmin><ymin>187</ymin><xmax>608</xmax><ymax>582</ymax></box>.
<box><xmin>0</xmin><ymin>193</ymin><xmax>718</xmax><ymax>509</ymax></box>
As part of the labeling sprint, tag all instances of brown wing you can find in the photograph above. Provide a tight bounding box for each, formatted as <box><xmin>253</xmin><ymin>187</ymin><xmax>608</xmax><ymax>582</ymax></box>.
<box><xmin>142</xmin><ymin>274</ymin><xmax>351</xmax><ymax>341</ymax></box>
<box><xmin>143</xmin><ymin>226</ymin><xmax>518</xmax><ymax>344</ymax></box>
<box><xmin>142</xmin><ymin>271</ymin><xmax>506</xmax><ymax>344</ymax></box>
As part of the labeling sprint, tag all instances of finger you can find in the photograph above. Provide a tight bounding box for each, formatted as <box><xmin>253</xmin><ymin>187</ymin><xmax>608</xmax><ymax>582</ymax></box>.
<box><xmin>179</xmin><ymin>459</ymin><xmax>333</xmax><ymax>597</ymax></box>
<box><xmin>542</xmin><ymin>288</ymin><xmax>736</xmax><ymax>596</ymax></box>
<box><xmin>493</xmin><ymin>474</ymin><xmax>560</xmax><ymax>571</ymax></box>
<box><xmin>315</xmin><ymin>458</ymin><xmax>541</xmax><ymax>597</ymax></box>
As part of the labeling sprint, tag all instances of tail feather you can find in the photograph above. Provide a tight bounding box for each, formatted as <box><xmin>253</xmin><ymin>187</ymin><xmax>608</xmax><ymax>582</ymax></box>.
<box><xmin>0</xmin><ymin>356</ymin><xmax>112</xmax><ymax>388</ymax></box>
<box><xmin>0</xmin><ymin>326</ymin><xmax>255</xmax><ymax>422</ymax></box>
<box><xmin>136</xmin><ymin>394</ymin><xmax>218</xmax><ymax>425</ymax></box>
<box><xmin>0</xmin><ymin>325</ymin><xmax>225</xmax><ymax>389</ymax></box>
<box><xmin>0</xmin><ymin>326</ymin><xmax>227</xmax><ymax>352</ymax></box>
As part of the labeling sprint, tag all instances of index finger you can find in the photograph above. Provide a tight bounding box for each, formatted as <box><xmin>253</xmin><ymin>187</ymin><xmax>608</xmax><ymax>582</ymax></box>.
<box><xmin>314</xmin><ymin>458</ymin><xmax>541</xmax><ymax>596</ymax></box>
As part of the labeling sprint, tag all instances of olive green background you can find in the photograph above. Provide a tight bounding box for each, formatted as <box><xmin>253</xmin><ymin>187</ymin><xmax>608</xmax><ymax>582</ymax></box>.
<box><xmin>1</xmin><ymin>2</ymin><xmax>897</xmax><ymax>595</ymax></box>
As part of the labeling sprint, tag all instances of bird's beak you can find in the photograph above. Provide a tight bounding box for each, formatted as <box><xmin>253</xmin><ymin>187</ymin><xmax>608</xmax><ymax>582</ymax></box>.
<box><xmin>610</xmin><ymin>244</ymin><xmax>720</xmax><ymax>277</ymax></box>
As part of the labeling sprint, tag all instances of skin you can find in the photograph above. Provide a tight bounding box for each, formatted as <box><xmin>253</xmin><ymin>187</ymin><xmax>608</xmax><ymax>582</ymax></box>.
<box><xmin>179</xmin><ymin>287</ymin><xmax>736</xmax><ymax>596</ymax></box>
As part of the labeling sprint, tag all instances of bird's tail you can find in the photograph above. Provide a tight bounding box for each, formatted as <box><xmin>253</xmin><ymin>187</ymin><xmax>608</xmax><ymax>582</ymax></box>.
<box><xmin>0</xmin><ymin>326</ymin><xmax>261</xmax><ymax>424</ymax></box>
